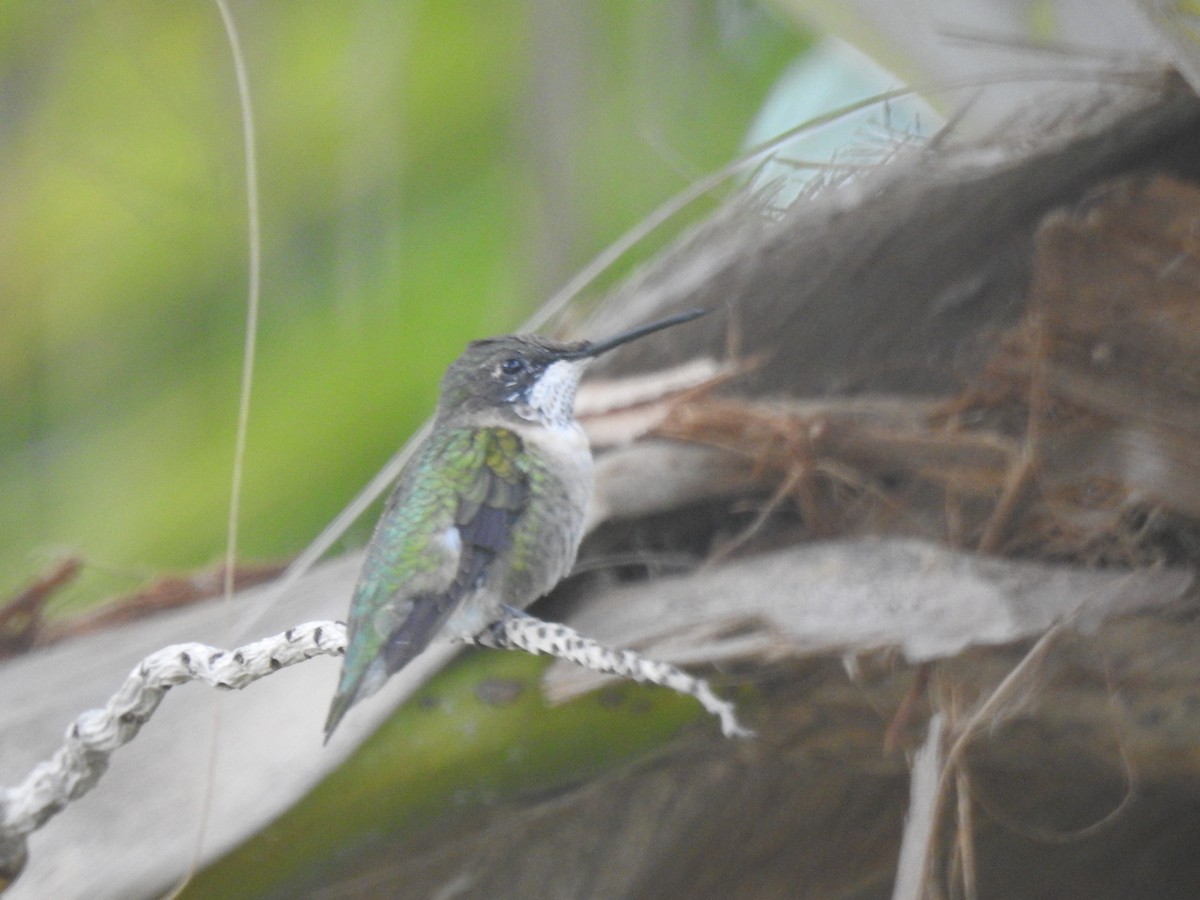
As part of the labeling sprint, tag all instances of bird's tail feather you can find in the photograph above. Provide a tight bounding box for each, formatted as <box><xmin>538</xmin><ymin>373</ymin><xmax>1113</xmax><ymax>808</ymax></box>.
<box><xmin>323</xmin><ymin>589</ymin><xmax>458</xmax><ymax>743</ymax></box>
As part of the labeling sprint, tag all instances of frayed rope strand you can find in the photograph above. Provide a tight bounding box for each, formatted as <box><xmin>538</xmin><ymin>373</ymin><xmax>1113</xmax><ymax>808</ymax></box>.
<box><xmin>476</xmin><ymin>610</ymin><xmax>755</xmax><ymax>740</ymax></box>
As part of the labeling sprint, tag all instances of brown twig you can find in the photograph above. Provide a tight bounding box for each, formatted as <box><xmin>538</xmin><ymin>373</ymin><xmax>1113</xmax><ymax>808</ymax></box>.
<box><xmin>0</xmin><ymin>557</ymin><xmax>83</xmax><ymax>658</ymax></box>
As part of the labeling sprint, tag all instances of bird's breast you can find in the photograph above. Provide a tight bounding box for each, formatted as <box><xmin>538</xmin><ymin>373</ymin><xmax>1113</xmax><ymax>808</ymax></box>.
<box><xmin>526</xmin><ymin>420</ymin><xmax>593</xmax><ymax>486</ymax></box>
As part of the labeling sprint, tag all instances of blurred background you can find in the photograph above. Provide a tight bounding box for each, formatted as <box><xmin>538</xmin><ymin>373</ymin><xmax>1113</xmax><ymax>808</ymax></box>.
<box><xmin>7</xmin><ymin>2</ymin><xmax>1200</xmax><ymax>896</ymax></box>
<box><xmin>0</xmin><ymin>1</ymin><xmax>811</xmax><ymax>614</ymax></box>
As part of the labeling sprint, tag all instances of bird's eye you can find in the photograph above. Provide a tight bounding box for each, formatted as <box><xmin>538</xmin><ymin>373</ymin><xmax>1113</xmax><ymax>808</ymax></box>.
<box><xmin>499</xmin><ymin>357</ymin><xmax>524</xmax><ymax>376</ymax></box>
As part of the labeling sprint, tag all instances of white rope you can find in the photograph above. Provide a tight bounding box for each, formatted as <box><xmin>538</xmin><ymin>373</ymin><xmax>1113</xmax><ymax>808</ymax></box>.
<box><xmin>0</xmin><ymin>610</ymin><xmax>751</xmax><ymax>887</ymax></box>
<box><xmin>476</xmin><ymin>610</ymin><xmax>755</xmax><ymax>740</ymax></box>
<box><xmin>0</xmin><ymin>621</ymin><xmax>346</xmax><ymax>883</ymax></box>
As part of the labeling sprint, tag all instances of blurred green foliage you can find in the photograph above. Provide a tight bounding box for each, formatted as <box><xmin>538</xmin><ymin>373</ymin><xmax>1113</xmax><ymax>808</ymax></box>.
<box><xmin>0</xmin><ymin>2</ymin><xmax>808</xmax><ymax>612</ymax></box>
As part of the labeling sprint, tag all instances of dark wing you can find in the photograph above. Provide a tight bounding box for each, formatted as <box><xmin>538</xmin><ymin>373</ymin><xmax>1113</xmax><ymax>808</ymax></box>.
<box><xmin>325</xmin><ymin>427</ymin><xmax>528</xmax><ymax>739</ymax></box>
<box><xmin>383</xmin><ymin>427</ymin><xmax>527</xmax><ymax>668</ymax></box>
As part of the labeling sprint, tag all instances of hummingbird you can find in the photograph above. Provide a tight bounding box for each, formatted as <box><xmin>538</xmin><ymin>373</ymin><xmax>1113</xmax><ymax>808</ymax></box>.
<box><xmin>324</xmin><ymin>308</ymin><xmax>709</xmax><ymax>740</ymax></box>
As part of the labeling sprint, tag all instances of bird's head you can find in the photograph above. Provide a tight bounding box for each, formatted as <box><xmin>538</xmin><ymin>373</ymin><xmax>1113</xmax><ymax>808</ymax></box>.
<box><xmin>436</xmin><ymin>308</ymin><xmax>708</xmax><ymax>428</ymax></box>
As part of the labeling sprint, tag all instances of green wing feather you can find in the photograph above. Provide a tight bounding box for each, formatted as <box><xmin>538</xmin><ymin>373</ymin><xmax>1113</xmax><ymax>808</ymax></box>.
<box><xmin>324</xmin><ymin>427</ymin><xmax>528</xmax><ymax>739</ymax></box>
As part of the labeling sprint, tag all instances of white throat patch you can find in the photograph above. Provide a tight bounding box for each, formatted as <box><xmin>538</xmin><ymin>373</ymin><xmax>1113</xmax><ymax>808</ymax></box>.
<box><xmin>522</xmin><ymin>359</ymin><xmax>584</xmax><ymax>428</ymax></box>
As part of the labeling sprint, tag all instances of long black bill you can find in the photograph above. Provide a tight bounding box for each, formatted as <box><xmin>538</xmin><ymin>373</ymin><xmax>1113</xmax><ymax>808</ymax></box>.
<box><xmin>564</xmin><ymin>307</ymin><xmax>709</xmax><ymax>360</ymax></box>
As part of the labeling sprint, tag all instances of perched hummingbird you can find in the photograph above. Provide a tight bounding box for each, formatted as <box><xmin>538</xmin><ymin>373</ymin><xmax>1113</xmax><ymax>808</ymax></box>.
<box><xmin>324</xmin><ymin>308</ymin><xmax>708</xmax><ymax>740</ymax></box>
